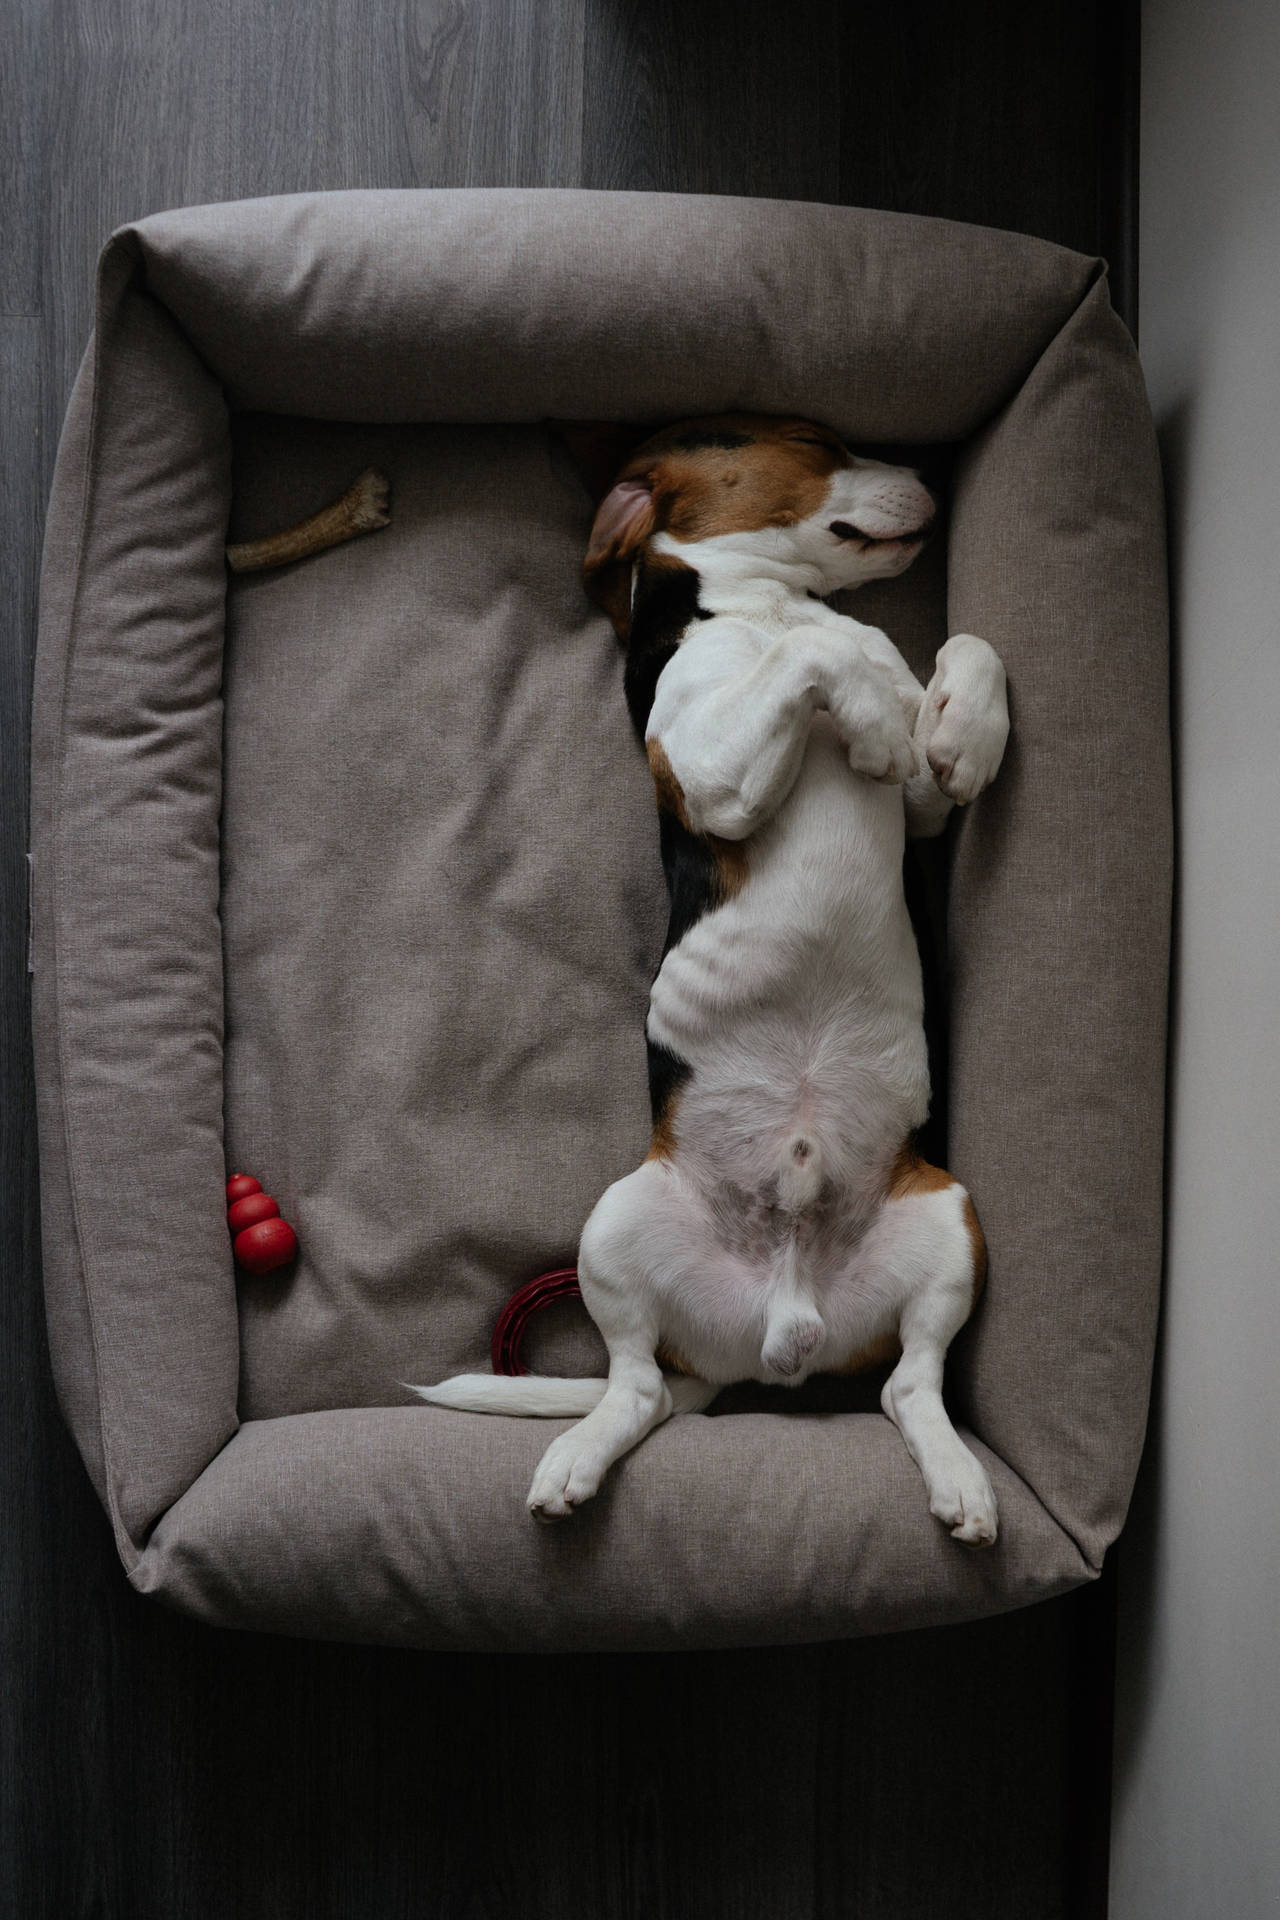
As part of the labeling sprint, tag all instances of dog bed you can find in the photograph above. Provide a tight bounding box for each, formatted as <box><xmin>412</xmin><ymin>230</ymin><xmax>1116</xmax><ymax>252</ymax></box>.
<box><xmin>31</xmin><ymin>190</ymin><xmax>1171</xmax><ymax>1651</ymax></box>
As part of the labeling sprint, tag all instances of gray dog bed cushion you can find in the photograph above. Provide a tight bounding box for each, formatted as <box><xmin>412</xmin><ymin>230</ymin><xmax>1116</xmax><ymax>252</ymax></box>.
<box><xmin>31</xmin><ymin>189</ymin><xmax>1171</xmax><ymax>1652</ymax></box>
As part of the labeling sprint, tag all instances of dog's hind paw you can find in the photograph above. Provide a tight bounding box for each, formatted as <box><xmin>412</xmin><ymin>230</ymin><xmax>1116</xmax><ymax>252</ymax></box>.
<box><xmin>927</xmin><ymin>1459</ymin><xmax>999</xmax><ymax>1547</ymax></box>
<box><xmin>526</xmin><ymin>1431</ymin><xmax>605</xmax><ymax>1523</ymax></box>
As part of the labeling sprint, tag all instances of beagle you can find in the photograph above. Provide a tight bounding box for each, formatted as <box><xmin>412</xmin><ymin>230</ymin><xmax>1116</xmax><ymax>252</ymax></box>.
<box><xmin>411</xmin><ymin>414</ymin><xmax>1009</xmax><ymax>1546</ymax></box>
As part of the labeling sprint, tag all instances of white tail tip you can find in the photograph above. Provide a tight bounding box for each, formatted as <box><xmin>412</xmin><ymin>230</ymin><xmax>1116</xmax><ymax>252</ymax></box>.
<box><xmin>404</xmin><ymin>1372</ymin><xmax>718</xmax><ymax>1418</ymax></box>
<box><xmin>404</xmin><ymin>1373</ymin><xmax>608</xmax><ymax>1417</ymax></box>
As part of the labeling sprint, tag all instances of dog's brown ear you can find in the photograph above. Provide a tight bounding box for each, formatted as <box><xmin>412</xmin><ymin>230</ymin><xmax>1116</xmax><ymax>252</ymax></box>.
<box><xmin>548</xmin><ymin>420</ymin><xmax>660</xmax><ymax>504</ymax></box>
<box><xmin>583</xmin><ymin>474</ymin><xmax>657</xmax><ymax>638</ymax></box>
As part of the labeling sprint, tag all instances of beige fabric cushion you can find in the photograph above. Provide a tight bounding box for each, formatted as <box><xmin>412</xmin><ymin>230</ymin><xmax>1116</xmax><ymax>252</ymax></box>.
<box><xmin>137</xmin><ymin>190</ymin><xmax>1092</xmax><ymax>437</ymax></box>
<box><xmin>31</xmin><ymin>190</ymin><xmax>1170</xmax><ymax>1649</ymax></box>
<box><xmin>132</xmin><ymin>1412</ymin><xmax>1086</xmax><ymax>1651</ymax></box>
<box><xmin>222</xmin><ymin>417</ymin><xmax>660</xmax><ymax>1423</ymax></box>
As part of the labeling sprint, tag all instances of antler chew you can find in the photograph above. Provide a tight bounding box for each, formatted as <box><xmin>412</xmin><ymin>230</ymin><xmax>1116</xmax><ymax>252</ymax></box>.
<box><xmin>226</xmin><ymin>469</ymin><xmax>391</xmax><ymax>573</ymax></box>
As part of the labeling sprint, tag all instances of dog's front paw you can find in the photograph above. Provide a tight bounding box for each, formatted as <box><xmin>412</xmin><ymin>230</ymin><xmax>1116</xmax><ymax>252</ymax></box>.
<box><xmin>832</xmin><ymin>664</ymin><xmax>921</xmax><ymax>785</ymax></box>
<box><xmin>923</xmin><ymin>707</ymin><xmax>1007</xmax><ymax>806</ymax></box>
<box><xmin>849</xmin><ymin>724</ymin><xmax>920</xmax><ymax>787</ymax></box>
<box><xmin>527</xmin><ymin>1431</ymin><xmax>605</xmax><ymax>1524</ymax></box>
<box><xmin>916</xmin><ymin>634</ymin><xmax>1009</xmax><ymax>805</ymax></box>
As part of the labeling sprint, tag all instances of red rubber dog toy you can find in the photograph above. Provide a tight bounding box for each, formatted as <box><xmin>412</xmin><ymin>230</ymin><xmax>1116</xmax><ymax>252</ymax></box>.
<box><xmin>226</xmin><ymin>1174</ymin><xmax>298</xmax><ymax>1275</ymax></box>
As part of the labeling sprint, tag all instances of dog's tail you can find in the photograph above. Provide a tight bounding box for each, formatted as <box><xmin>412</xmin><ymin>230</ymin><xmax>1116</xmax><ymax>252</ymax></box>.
<box><xmin>404</xmin><ymin>1373</ymin><xmax>716</xmax><ymax>1416</ymax></box>
<box><xmin>405</xmin><ymin>1374</ymin><xmax>607</xmax><ymax>1416</ymax></box>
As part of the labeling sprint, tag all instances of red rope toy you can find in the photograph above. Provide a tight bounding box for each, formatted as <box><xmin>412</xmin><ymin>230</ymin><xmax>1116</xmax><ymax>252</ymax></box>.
<box><xmin>490</xmin><ymin>1267</ymin><xmax>582</xmax><ymax>1375</ymax></box>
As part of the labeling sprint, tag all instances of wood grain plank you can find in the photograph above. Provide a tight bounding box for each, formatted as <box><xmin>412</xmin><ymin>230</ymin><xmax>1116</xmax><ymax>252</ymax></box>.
<box><xmin>0</xmin><ymin>1</ymin><xmax>43</xmax><ymax>314</ymax></box>
<box><xmin>815</xmin><ymin>1607</ymin><xmax>1080</xmax><ymax>1920</ymax></box>
<box><xmin>582</xmin><ymin>0</ymin><xmax>841</xmax><ymax>199</ymax></box>
<box><xmin>1096</xmin><ymin>0</ymin><xmax>1140</xmax><ymax>333</ymax></box>
<box><xmin>836</xmin><ymin>0</ymin><xmax>1106</xmax><ymax>254</ymax></box>
<box><xmin>38</xmin><ymin>0</ymin><xmax>237</xmax><ymax>431</ymax></box>
<box><xmin>220</xmin><ymin>0</ymin><xmax>586</xmax><ymax>199</ymax></box>
<box><xmin>396</xmin><ymin>0</ymin><xmax>586</xmax><ymax>188</ymax></box>
<box><xmin>0</xmin><ymin>314</ymin><xmax>44</xmax><ymax>1920</ymax></box>
<box><xmin>22</xmin><ymin>1598</ymin><xmax>1094</xmax><ymax>1920</ymax></box>
<box><xmin>0</xmin><ymin>312</ymin><xmax>138</xmax><ymax>1920</ymax></box>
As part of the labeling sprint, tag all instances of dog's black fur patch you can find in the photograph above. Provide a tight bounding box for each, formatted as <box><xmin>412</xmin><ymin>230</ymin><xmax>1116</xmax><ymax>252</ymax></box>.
<box><xmin>655</xmin><ymin>808</ymin><xmax>733</xmax><ymax>960</ymax></box>
<box><xmin>902</xmin><ymin>838</ymin><xmax>950</xmax><ymax>1170</ymax></box>
<box><xmin>646</xmin><ymin>1036</ymin><xmax>692</xmax><ymax>1130</ymax></box>
<box><xmin>622</xmin><ymin>555</ymin><xmax>710</xmax><ymax>738</ymax></box>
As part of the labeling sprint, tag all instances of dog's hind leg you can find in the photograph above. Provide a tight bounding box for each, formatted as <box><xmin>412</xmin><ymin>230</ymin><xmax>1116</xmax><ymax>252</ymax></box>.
<box><xmin>526</xmin><ymin>1163</ymin><xmax>716</xmax><ymax>1523</ymax></box>
<box><xmin>525</xmin><ymin>1327</ymin><xmax>673</xmax><ymax>1523</ymax></box>
<box><xmin>849</xmin><ymin>1163</ymin><xmax>998</xmax><ymax>1545</ymax></box>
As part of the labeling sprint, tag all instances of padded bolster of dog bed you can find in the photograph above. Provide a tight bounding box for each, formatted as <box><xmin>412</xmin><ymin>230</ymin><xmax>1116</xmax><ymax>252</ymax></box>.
<box><xmin>136</xmin><ymin>189</ymin><xmax>1090</xmax><ymax>435</ymax></box>
<box><xmin>31</xmin><ymin>190</ymin><xmax>1169</xmax><ymax>1647</ymax></box>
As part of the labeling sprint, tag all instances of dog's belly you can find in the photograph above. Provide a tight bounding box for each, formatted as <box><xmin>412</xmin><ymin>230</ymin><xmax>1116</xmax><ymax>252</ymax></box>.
<box><xmin>647</xmin><ymin>727</ymin><xmax>930</xmax><ymax>1189</ymax></box>
<box><xmin>638</xmin><ymin>729</ymin><xmax>933</xmax><ymax>1387</ymax></box>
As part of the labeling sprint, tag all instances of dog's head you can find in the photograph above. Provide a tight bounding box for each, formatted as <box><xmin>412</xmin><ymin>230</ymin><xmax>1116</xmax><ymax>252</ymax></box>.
<box><xmin>571</xmin><ymin>414</ymin><xmax>936</xmax><ymax>637</ymax></box>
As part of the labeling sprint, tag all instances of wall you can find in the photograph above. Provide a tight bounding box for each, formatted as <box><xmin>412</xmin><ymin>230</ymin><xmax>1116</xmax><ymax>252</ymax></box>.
<box><xmin>1111</xmin><ymin>3</ymin><xmax>1280</xmax><ymax>1912</ymax></box>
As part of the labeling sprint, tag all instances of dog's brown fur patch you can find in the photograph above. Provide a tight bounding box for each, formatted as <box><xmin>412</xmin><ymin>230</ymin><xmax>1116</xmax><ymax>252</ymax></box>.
<box><xmin>647</xmin><ymin>738</ymin><xmax>750</xmax><ymax>904</ymax></box>
<box><xmin>886</xmin><ymin>1144</ymin><xmax>958</xmax><ymax>1200</ymax></box>
<box><xmin>711</xmin><ymin>833</ymin><xmax>749</xmax><ymax>901</ymax></box>
<box><xmin>646</xmin><ymin>738</ymin><xmax>692</xmax><ymax>828</ymax></box>
<box><xmin>833</xmin><ymin>1330</ymin><xmax>902</xmax><ymax>1374</ymax></box>
<box><xmin>963</xmin><ymin>1193</ymin><xmax>988</xmax><ymax>1307</ymax></box>
<box><xmin>632</xmin><ymin>415</ymin><xmax>847</xmax><ymax>545</ymax></box>
<box><xmin>645</xmin><ymin>1097</ymin><xmax>681</xmax><ymax>1164</ymax></box>
<box><xmin>887</xmin><ymin>1144</ymin><xmax>988</xmax><ymax>1307</ymax></box>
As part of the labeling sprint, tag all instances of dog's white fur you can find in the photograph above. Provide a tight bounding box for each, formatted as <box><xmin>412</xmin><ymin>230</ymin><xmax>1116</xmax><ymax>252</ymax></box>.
<box><xmin>410</xmin><ymin>420</ymin><xmax>1009</xmax><ymax>1546</ymax></box>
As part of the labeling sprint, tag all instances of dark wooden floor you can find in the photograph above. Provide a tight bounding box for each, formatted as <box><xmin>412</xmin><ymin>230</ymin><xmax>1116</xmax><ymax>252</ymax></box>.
<box><xmin>2</xmin><ymin>2</ymin><xmax>1132</xmax><ymax>1914</ymax></box>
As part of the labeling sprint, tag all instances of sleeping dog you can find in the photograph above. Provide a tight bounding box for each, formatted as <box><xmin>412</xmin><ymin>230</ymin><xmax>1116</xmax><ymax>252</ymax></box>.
<box><xmin>412</xmin><ymin>414</ymin><xmax>1009</xmax><ymax>1546</ymax></box>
